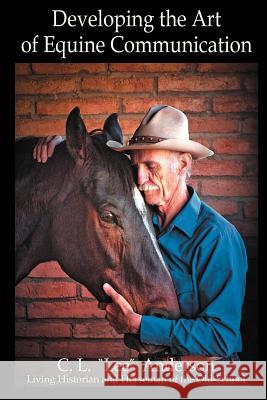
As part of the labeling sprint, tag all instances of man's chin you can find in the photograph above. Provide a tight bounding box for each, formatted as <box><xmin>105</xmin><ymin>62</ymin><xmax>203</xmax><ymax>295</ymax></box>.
<box><xmin>143</xmin><ymin>191</ymin><xmax>161</xmax><ymax>205</ymax></box>
<box><xmin>124</xmin><ymin>333</ymin><xmax>167</xmax><ymax>355</ymax></box>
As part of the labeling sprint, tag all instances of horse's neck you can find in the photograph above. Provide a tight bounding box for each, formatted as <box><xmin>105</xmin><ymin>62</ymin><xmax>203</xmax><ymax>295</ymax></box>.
<box><xmin>15</xmin><ymin>142</ymin><xmax>72</xmax><ymax>248</ymax></box>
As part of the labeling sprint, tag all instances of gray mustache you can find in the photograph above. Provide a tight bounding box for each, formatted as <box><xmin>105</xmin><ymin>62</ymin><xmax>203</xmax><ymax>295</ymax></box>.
<box><xmin>139</xmin><ymin>184</ymin><xmax>159</xmax><ymax>191</ymax></box>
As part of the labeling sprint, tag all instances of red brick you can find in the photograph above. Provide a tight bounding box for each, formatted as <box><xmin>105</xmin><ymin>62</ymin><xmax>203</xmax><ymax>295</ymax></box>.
<box><xmin>213</xmin><ymin>95</ymin><xmax>258</xmax><ymax>112</ymax></box>
<box><xmin>73</xmin><ymin>320</ymin><xmax>122</xmax><ymax>339</ymax></box>
<box><xmin>16</xmin><ymin>78</ymin><xmax>77</xmax><ymax>95</ymax></box>
<box><xmin>244</xmin><ymin>200</ymin><xmax>258</xmax><ymax>218</ymax></box>
<box><xmin>44</xmin><ymin>340</ymin><xmax>125</xmax><ymax>359</ymax></box>
<box><xmin>204</xmin><ymin>199</ymin><xmax>238</xmax><ymax>216</ymax></box>
<box><xmin>109</xmin><ymin>63</ymin><xmax>193</xmax><ymax>72</ymax></box>
<box><xmin>197</xmin><ymin>63</ymin><xmax>258</xmax><ymax>73</ymax></box>
<box><xmin>190</xmin><ymin>136</ymin><xmax>211</xmax><ymax>149</ymax></box>
<box><xmin>82</xmin><ymin>116</ymin><xmax>121</xmax><ymax>133</ymax></box>
<box><xmin>15</xmin><ymin>63</ymin><xmax>31</xmax><ymax>75</ymax></box>
<box><xmin>29</xmin><ymin>262</ymin><xmax>68</xmax><ymax>278</ymax></box>
<box><xmin>81</xmin><ymin>77</ymin><xmax>153</xmax><ymax>93</ymax></box>
<box><xmin>15</xmin><ymin>282</ymin><xmax>77</xmax><ymax>298</ymax></box>
<box><xmin>193</xmin><ymin>160</ymin><xmax>243</xmax><ymax>176</ymax></box>
<box><xmin>242</xmin><ymin>118</ymin><xmax>258</xmax><ymax>134</ymax></box>
<box><xmin>15</xmin><ymin>303</ymin><xmax>26</xmax><ymax>318</ymax></box>
<box><xmin>243</xmin><ymin>75</ymin><xmax>258</xmax><ymax>92</ymax></box>
<box><xmin>16</xmin><ymin>119</ymin><xmax>66</xmax><ymax>136</ymax></box>
<box><xmin>32</xmin><ymin>63</ymin><xmax>106</xmax><ymax>74</ymax></box>
<box><xmin>16</xmin><ymin>99</ymin><xmax>32</xmax><ymax>115</ymax></box>
<box><xmin>158</xmin><ymin>75</ymin><xmax>240</xmax><ymax>92</ymax></box>
<box><xmin>245</xmin><ymin>160</ymin><xmax>258</xmax><ymax>176</ymax></box>
<box><xmin>189</xmin><ymin>116</ymin><xmax>239</xmax><ymax>133</ymax></box>
<box><xmin>71</xmin><ymin>117</ymin><xmax>112</xmax><ymax>134</ymax></box>
<box><xmin>230</xmin><ymin>220</ymin><xmax>258</xmax><ymax>237</ymax></box>
<box><xmin>15</xmin><ymin>340</ymin><xmax>41</xmax><ymax>357</ymax></box>
<box><xmin>123</xmin><ymin>96</ymin><xmax>206</xmax><ymax>113</ymax></box>
<box><xmin>37</xmin><ymin>98</ymin><xmax>119</xmax><ymax>115</ymax></box>
<box><xmin>201</xmin><ymin>179</ymin><xmax>258</xmax><ymax>196</ymax></box>
<box><xmin>27</xmin><ymin>300</ymin><xmax>105</xmax><ymax>319</ymax></box>
<box><xmin>212</xmin><ymin>138</ymin><xmax>257</xmax><ymax>155</ymax></box>
<box><xmin>186</xmin><ymin>178</ymin><xmax>200</xmax><ymax>192</ymax></box>
<box><xmin>118</xmin><ymin>116</ymin><xmax>143</xmax><ymax>135</ymax></box>
<box><xmin>83</xmin><ymin>118</ymin><xmax>107</xmax><ymax>133</ymax></box>
<box><xmin>16</xmin><ymin>322</ymin><xmax>71</xmax><ymax>337</ymax></box>
<box><xmin>80</xmin><ymin>285</ymin><xmax>95</xmax><ymax>298</ymax></box>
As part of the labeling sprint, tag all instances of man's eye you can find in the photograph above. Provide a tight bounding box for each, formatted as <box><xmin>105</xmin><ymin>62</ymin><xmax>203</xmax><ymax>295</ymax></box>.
<box><xmin>100</xmin><ymin>211</ymin><xmax>117</xmax><ymax>225</ymax></box>
<box><xmin>148</xmin><ymin>164</ymin><xmax>157</xmax><ymax>171</ymax></box>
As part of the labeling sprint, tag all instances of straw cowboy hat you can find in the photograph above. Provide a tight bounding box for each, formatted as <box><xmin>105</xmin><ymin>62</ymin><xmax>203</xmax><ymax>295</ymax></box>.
<box><xmin>107</xmin><ymin>105</ymin><xmax>214</xmax><ymax>160</ymax></box>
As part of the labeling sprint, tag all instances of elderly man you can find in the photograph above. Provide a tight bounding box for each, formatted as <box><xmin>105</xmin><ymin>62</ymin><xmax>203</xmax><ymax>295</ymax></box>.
<box><xmin>33</xmin><ymin>105</ymin><xmax>248</xmax><ymax>361</ymax></box>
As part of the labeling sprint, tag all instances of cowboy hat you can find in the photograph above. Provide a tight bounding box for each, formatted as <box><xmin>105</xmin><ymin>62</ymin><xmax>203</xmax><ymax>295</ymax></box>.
<box><xmin>106</xmin><ymin>105</ymin><xmax>214</xmax><ymax>160</ymax></box>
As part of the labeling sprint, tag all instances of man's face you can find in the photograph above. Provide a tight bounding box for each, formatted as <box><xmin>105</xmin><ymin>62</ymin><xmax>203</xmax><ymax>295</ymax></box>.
<box><xmin>130</xmin><ymin>149</ymin><xmax>181</xmax><ymax>206</ymax></box>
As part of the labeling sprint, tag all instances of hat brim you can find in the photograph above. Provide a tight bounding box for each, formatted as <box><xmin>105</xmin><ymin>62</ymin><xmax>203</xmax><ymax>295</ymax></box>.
<box><xmin>107</xmin><ymin>139</ymin><xmax>214</xmax><ymax>160</ymax></box>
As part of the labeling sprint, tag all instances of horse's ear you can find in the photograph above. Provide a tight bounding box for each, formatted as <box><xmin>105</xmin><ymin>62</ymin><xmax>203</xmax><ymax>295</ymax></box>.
<box><xmin>66</xmin><ymin>107</ymin><xmax>90</xmax><ymax>164</ymax></box>
<box><xmin>103</xmin><ymin>113</ymin><xmax>123</xmax><ymax>144</ymax></box>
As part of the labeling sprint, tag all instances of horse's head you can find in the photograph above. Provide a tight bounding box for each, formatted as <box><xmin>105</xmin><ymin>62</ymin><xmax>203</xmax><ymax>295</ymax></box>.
<box><xmin>52</xmin><ymin>107</ymin><xmax>180</xmax><ymax>354</ymax></box>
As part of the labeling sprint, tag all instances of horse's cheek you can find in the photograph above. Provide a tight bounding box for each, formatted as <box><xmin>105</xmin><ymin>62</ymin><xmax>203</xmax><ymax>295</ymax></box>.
<box><xmin>105</xmin><ymin>228</ymin><xmax>125</xmax><ymax>266</ymax></box>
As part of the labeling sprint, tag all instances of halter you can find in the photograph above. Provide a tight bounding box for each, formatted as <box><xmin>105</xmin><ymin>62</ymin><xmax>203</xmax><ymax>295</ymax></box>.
<box><xmin>89</xmin><ymin>128</ymin><xmax>104</xmax><ymax>136</ymax></box>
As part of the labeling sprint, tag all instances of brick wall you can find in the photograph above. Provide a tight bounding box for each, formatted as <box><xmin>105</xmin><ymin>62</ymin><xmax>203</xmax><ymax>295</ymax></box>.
<box><xmin>15</xmin><ymin>63</ymin><xmax>258</xmax><ymax>360</ymax></box>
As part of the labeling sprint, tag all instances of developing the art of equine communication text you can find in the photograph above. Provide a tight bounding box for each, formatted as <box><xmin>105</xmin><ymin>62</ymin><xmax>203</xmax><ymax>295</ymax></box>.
<box><xmin>22</xmin><ymin>35</ymin><xmax>252</xmax><ymax>59</ymax></box>
<box><xmin>19</xmin><ymin>9</ymin><xmax>253</xmax><ymax>59</ymax></box>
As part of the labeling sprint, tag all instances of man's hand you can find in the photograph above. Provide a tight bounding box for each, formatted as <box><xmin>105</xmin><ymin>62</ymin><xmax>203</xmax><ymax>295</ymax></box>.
<box><xmin>33</xmin><ymin>135</ymin><xmax>64</xmax><ymax>163</ymax></box>
<box><xmin>101</xmin><ymin>283</ymin><xmax>141</xmax><ymax>335</ymax></box>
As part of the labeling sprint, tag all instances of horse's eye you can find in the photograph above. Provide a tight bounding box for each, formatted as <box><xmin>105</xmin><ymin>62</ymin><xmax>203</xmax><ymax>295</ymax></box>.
<box><xmin>100</xmin><ymin>211</ymin><xmax>117</xmax><ymax>225</ymax></box>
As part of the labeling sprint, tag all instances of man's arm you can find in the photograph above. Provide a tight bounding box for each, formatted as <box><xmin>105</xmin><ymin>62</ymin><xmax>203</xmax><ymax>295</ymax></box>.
<box><xmin>33</xmin><ymin>135</ymin><xmax>65</xmax><ymax>163</ymax></box>
<box><xmin>102</xmin><ymin>226</ymin><xmax>247</xmax><ymax>357</ymax></box>
<box><xmin>140</xmin><ymin>227</ymin><xmax>248</xmax><ymax>357</ymax></box>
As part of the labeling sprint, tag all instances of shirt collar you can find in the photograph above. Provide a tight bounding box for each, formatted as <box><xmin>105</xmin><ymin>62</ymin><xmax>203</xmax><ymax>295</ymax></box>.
<box><xmin>152</xmin><ymin>185</ymin><xmax>202</xmax><ymax>238</ymax></box>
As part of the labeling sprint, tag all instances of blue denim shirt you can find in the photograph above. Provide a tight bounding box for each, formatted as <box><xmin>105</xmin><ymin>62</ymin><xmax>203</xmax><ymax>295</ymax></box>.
<box><xmin>140</xmin><ymin>186</ymin><xmax>248</xmax><ymax>357</ymax></box>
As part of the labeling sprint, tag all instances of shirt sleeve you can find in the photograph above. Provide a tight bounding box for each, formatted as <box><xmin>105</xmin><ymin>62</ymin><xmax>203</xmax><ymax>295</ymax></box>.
<box><xmin>140</xmin><ymin>226</ymin><xmax>248</xmax><ymax>357</ymax></box>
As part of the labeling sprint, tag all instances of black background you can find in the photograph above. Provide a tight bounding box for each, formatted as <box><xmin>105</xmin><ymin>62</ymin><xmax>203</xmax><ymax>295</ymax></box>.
<box><xmin>13</xmin><ymin>6</ymin><xmax>259</xmax><ymax>63</ymax></box>
<box><xmin>0</xmin><ymin>4</ymin><xmax>264</xmax><ymax>361</ymax></box>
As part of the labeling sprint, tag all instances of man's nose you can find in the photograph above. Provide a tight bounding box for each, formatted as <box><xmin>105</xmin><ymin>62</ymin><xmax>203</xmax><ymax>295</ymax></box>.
<box><xmin>137</xmin><ymin>166</ymin><xmax>149</xmax><ymax>185</ymax></box>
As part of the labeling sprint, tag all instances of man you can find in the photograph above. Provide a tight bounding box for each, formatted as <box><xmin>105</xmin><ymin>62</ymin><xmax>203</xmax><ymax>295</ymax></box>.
<box><xmin>33</xmin><ymin>105</ymin><xmax>248</xmax><ymax>360</ymax></box>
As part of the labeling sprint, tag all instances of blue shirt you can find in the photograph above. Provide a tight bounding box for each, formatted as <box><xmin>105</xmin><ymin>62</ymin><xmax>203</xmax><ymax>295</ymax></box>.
<box><xmin>140</xmin><ymin>186</ymin><xmax>248</xmax><ymax>357</ymax></box>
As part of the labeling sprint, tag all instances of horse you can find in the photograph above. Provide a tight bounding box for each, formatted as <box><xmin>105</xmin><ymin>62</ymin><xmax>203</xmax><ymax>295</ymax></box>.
<box><xmin>15</xmin><ymin>107</ymin><xmax>180</xmax><ymax>354</ymax></box>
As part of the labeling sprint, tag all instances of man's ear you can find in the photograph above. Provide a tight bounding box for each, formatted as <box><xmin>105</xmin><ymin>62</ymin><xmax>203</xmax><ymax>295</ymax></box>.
<box><xmin>66</xmin><ymin>107</ymin><xmax>89</xmax><ymax>164</ymax></box>
<box><xmin>179</xmin><ymin>153</ymin><xmax>192</xmax><ymax>176</ymax></box>
<box><xmin>103</xmin><ymin>113</ymin><xmax>123</xmax><ymax>144</ymax></box>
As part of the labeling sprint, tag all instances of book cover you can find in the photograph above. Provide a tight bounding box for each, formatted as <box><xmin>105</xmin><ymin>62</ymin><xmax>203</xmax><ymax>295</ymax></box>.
<box><xmin>1</xmin><ymin>5</ymin><xmax>264</xmax><ymax>399</ymax></box>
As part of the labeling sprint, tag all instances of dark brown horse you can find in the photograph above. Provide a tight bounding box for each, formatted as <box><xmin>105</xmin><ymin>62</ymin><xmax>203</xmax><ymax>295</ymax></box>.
<box><xmin>15</xmin><ymin>107</ymin><xmax>179</xmax><ymax>354</ymax></box>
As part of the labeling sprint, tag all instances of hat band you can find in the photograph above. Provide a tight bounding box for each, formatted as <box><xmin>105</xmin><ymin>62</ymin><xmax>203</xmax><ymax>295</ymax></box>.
<box><xmin>129</xmin><ymin>136</ymin><xmax>167</xmax><ymax>145</ymax></box>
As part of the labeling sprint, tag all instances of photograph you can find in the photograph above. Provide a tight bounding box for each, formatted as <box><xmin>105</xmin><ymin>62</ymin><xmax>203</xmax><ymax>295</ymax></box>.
<box><xmin>15</xmin><ymin>62</ymin><xmax>258</xmax><ymax>363</ymax></box>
